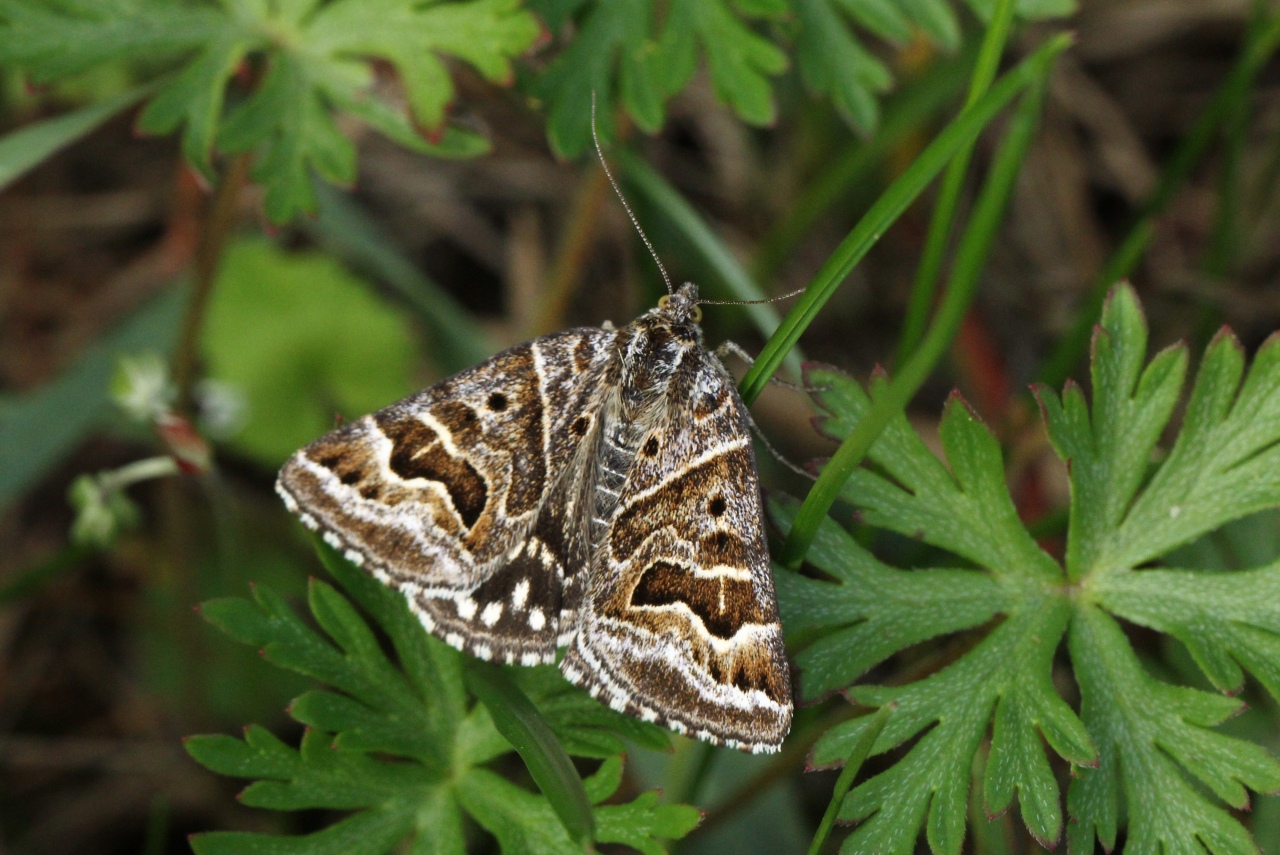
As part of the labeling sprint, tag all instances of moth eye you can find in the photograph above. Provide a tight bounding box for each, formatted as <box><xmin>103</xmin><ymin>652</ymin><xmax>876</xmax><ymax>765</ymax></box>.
<box><xmin>571</xmin><ymin>416</ymin><xmax>590</xmax><ymax>436</ymax></box>
<box><xmin>691</xmin><ymin>305</ymin><xmax>703</xmax><ymax>322</ymax></box>
<box><xmin>658</xmin><ymin>295</ymin><xmax>671</xmax><ymax>310</ymax></box>
<box><xmin>708</xmin><ymin>496</ymin><xmax>726</xmax><ymax>517</ymax></box>
<box><xmin>487</xmin><ymin>392</ymin><xmax>508</xmax><ymax>411</ymax></box>
<box><xmin>643</xmin><ymin>436</ymin><xmax>660</xmax><ymax>456</ymax></box>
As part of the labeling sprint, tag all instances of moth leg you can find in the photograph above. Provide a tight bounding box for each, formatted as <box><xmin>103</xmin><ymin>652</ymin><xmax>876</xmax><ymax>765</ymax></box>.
<box><xmin>712</xmin><ymin>341</ymin><xmax>824</xmax><ymax>394</ymax></box>
<box><xmin>711</xmin><ymin>341</ymin><xmax>814</xmax><ymax>480</ymax></box>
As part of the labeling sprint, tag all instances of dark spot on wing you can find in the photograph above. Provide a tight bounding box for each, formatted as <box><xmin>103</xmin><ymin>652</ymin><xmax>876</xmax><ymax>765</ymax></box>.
<box><xmin>708</xmin><ymin>496</ymin><xmax>726</xmax><ymax>517</ymax></box>
<box><xmin>488</xmin><ymin>392</ymin><xmax>508</xmax><ymax>411</ymax></box>
<box><xmin>630</xmin><ymin>561</ymin><xmax>764</xmax><ymax>639</ymax></box>
<box><xmin>643</xmin><ymin>436</ymin><xmax>659</xmax><ymax>456</ymax></box>
<box><xmin>572</xmin><ymin>416</ymin><xmax>590</xmax><ymax>437</ymax></box>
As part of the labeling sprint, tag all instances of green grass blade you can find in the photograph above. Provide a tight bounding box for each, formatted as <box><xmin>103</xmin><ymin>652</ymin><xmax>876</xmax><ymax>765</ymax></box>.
<box><xmin>739</xmin><ymin>33</ymin><xmax>1072</xmax><ymax>406</ymax></box>
<box><xmin>806</xmin><ymin>706</ymin><xmax>892</xmax><ymax>855</ymax></box>
<box><xmin>464</xmin><ymin>660</ymin><xmax>596</xmax><ymax>847</ymax></box>
<box><xmin>780</xmin><ymin>64</ymin><xmax>1053</xmax><ymax>568</ymax></box>
<box><xmin>1036</xmin><ymin>9</ymin><xmax>1280</xmax><ymax>389</ymax></box>
<box><xmin>0</xmin><ymin>84</ymin><xmax>153</xmax><ymax>191</ymax></box>
<box><xmin>895</xmin><ymin>0</ymin><xmax>1017</xmax><ymax>364</ymax></box>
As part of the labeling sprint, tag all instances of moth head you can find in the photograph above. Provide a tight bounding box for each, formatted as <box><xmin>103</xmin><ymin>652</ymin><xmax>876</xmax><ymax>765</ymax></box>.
<box><xmin>658</xmin><ymin>283</ymin><xmax>702</xmax><ymax>324</ymax></box>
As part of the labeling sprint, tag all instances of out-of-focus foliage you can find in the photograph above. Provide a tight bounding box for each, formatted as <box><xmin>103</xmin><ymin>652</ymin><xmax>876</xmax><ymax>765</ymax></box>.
<box><xmin>201</xmin><ymin>238</ymin><xmax>419</xmax><ymax>466</ymax></box>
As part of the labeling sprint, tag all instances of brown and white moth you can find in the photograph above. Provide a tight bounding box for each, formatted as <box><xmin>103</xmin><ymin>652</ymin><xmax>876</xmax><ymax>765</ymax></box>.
<box><xmin>276</xmin><ymin>282</ymin><xmax>793</xmax><ymax>753</ymax></box>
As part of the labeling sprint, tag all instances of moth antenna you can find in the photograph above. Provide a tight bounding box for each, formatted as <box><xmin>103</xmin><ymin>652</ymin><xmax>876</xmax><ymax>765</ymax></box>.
<box><xmin>697</xmin><ymin>285</ymin><xmax>808</xmax><ymax>307</ymax></box>
<box><xmin>590</xmin><ymin>92</ymin><xmax>674</xmax><ymax>295</ymax></box>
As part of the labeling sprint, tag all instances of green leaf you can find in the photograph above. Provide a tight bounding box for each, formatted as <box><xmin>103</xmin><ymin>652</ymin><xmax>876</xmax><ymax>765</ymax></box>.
<box><xmin>772</xmin><ymin>495</ymin><xmax>1007</xmax><ymax>699</ymax></box>
<box><xmin>1067</xmin><ymin>605</ymin><xmax>1280</xmax><ymax>855</ymax></box>
<box><xmin>458</xmin><ymin>759</ymin><xmax>700</xmax><ymax>855</ymax></box>
<box><xmin>808</xmin><ymin>366</ymin><xmax>1059</xmax><ymax>585</ymax></box>
<box><xmin>1038</xmin><ymin>287</ymin><xmax>1280</xmax><ymax>579</ymax></box>
<box><xmin>657</xmin><ymin>0</ymin><xmax>787</xmax><ymax>125</ymax></box>
<box><xmin>0</xmin><ymin>0</ymin><xmax>222</xmax><ymax>80</ymax></box>
<box><xmin>532</xmin><ymin>0</ymin><xmax>666</xmax><ymax>158</ymax></box>
<box><xmin>135</xmin><ymin>27</ymin><xmax>255</xmax><ymax>174</ymax></box>
<box><xmin>309</xmin><ymin>0</ymin><xmax>537</xmax><ymax>127</ymax></box>
<box><xmin>791</xmin><ymin>0</ymin><xmax>892</xmax><ymax>131</ymax></box>
<box><xmin>1</xmin><ymin>0</ymin><xmax>537</xmax><ymax>221</ymax></box>
<box><xmin>1095</xmin><ymin>563</ymin><xmax>1280</xmax><ymax>700</ymax></box>
<box><xmin>812</xmin><ymin>598</ymin><xmax>1091</xmax><ymax>854</ymax></box>
<box><xmin>788</xmin><ymin>290</ymin><xmax>1280</xmax><ymax>852</ymax></box>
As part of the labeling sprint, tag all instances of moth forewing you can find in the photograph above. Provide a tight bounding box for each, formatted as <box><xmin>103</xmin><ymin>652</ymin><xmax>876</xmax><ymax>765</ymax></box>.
<box><xmin>277</xmin><ymin>283</ymin><xmax>793</xmax><ymax>752</ymax></box>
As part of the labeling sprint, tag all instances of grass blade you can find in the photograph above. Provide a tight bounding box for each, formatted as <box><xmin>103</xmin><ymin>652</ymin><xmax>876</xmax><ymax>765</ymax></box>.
<box><xmin>739</xmin><ymin>34</ymin><xmax>1072</xmax><ymax>406</ymax></box>
<box><xmin>806</xmin><ymin>706</ymin><xmax>892</xmax><ymax>855</ymax></box>
<box><xmin>0</xmin><ymin>84</ymin><xmax>152</xmax><ymax>191</ymax></box>
<box><xmin>896</xmin><ymin>0</ymin><xmax>1018</xmax><ymax>364</ymax></box>
<box><xmin>780</xmin><ymin>61</ymin><xmax>1054</xmax><ymax>568</ymax></box>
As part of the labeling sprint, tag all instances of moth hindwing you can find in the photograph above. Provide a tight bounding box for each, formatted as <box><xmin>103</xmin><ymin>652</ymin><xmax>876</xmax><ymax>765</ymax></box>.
<box><xmin>277</xmin><ymin>283</ymin><xmax>793</xmax><ymax>752</ymax></box>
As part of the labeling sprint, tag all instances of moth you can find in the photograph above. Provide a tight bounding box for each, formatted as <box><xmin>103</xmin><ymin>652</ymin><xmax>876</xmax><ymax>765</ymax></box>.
<box><xmin>277</xmin><ymin>283</ymin><xmax>792</xmax><ymax>754</ymax></box>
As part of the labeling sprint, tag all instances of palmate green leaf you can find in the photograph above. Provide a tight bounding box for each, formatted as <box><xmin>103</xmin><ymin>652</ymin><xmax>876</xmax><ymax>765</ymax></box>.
<box><xmin>790</xmin><ymin>284</ymin><xmax>1280</xmax><ymax>853</ymax></box>
<box><xmin>188</xmin><ymin>727</ymin><xmax>460</xmax><ymax>855</ymax></box>
<box><xmin>528</xmin><ymin>0</ymin><xmax>1076</xmax><ymax>152</ymax></box>
<box><xmin>529</xmin><ymin>0</ymin><xmax>667</xmax><ymax>158</ymax></box>
<box><xmin>191</xmin><ymin>538</ymin><xmax>696</xmax><ymax>854</ymax></box>
<box><xmin>656</xmin><ymin>0</ymin><xmax>787</xmax><ymax>126</ymax></box>
<box><xmin>1067</xmin><ymin>606</ymin><xmax>1280</xmax><ymax>855</ymax></box>
<box><xmin>530</xmin><ymin>0</ymin><xmax>787</xmax><ymax>157</ymax></box>
<box><xmin>0</xmin><ymin>0</ymin><xmax>536</xmax><ymax>221</ymax></box>
<box><xmin>787</xmin><ymin>364</ymin><xmax>1091</xmax><ymax>851</ymax></box>
<box><xmin>804</xmin><ymin>579</ymin><xmax>1091</xmax><ymax>854</ymax></box>
<box><xmin>791</xmin><ymin>0</ymin><xmax>892</xmax><ymax>131</ymax></box>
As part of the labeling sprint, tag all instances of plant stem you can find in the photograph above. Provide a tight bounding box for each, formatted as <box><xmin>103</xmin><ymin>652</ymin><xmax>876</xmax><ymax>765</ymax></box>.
<box><xmin>895</xmin><ymin>0</ymin><xmax>1017</xmax><ymax>366</ymax></box>
<box><xmin>171</xmin><ymin>152</ymin><xmax>253</xmax><ymax>411</ymax></box>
